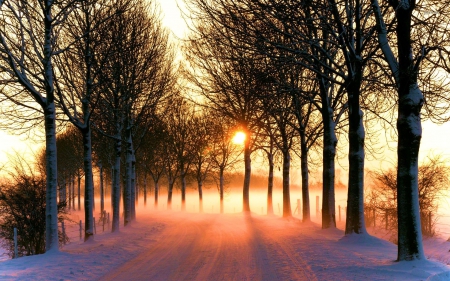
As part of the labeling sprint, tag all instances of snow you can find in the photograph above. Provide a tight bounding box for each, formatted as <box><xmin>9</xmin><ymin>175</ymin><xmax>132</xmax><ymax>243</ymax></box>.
<box><xmin>0</xmin><ymin>210</ymin><xmax>448</xmax><ymax>281</ymax></box>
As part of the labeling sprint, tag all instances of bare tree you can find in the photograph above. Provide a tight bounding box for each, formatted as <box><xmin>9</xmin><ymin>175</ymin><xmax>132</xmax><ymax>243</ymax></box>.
<box><xmin>0</xmin><ymin>153</ymin><xmax>67</xmax><ymax>257</ymax></box>
<box><xmin>56</xmin><ymin>126</ymin><xmax>83</xmax><ymax>210</ymax></box>
<box><xmin>0</xmin><ymin>0</ymin><xmax>78</xmax><ymax>252</ymax></box>
<box><xmin>55</xmin><ymin>0</ymin><xmax>118</xmax><ymax>241</ymax></box>
<box><xmin>259</xmin><ymin>80</ymin><xmax>297</xmax><ymax>218</ymax></box>
<box><xmin>371</xmin><ymin>0</ymin><xmax>450</xmax><ymax>260</ymax></box>
<box><xmin>209</xmin><ymin>114</ymin><xmax>242</xmax><ymax>213</ymax></box>
<box><xmin>190</xmin><ymin>111</ymin><xmax>215</xmax><ymax>212</ymax></box>
<box><xmin>259</xmin><ymin>125</ymin><xmax>278</xmax><ymax>215</ymax></box>
<box><xmin>163</xmin><ymin>95</ymin><xmax>196</xmax><ymax>211</ymax></box>
<box><xmin>366</xmin><ymin>155</ymin><xmax>450</xmax><ymax>240</ymax></box>
<box><xmin>94</xmin><ymin>0</ymin><xmax>173</xmax><ymax>228</ymax></box>
<box><xmin>139</xmin><ymin>118</ymin><xmax>166</xmax><ymax>206</ymax></box>
<box><xmin>192</xmin><ymin>0</ymin><xmax>348</xmax><ymax>227</ymax></box>
<box><xmin>185</xmin><ymin>2</ymin><xmax>266</xmax><ymax>212</ymax></box>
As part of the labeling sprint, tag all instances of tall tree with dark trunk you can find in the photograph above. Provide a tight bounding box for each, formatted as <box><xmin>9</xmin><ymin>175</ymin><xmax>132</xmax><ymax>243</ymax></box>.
<box><xmin>121</xmin><ymin>3</ymin><xmax>173</xmax><ymax>220</ymax></box>
<box><xmin>325</xmin><ymin>0</ymin><xmax>383</xmax><ymax>235</ymax></box>
<box><xmin>371</xmin><ymin>0</ymin><xmax>450</xmax><ymax>261</ymax></box>
<box><xmin>95</xmin><ymin>0</ymin><xmax>173</xmax><ymax>227</ymax></box>
<box><xmin>55</xmin><ymin>0</ymin><xmax>118</xmax><ymax>241</ymax></box>
<box><xmin>259</xmin><ymin>79</ymin><xmax>297</xmax><ymax>218</ymax></box>
<box><xmin>0</xmin><ymin>0</ymin><xmax>77</xmax><ymax>252</ymax></box>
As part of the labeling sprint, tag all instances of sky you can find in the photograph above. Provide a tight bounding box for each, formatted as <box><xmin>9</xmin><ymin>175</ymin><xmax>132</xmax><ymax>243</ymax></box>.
<box><xmin>157</xmin><ymin>0</ymin><xmax>189</xmax><ymax>39</ymax></box>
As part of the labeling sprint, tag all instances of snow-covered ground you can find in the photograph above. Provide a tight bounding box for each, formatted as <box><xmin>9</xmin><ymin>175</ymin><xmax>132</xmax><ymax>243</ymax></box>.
<box><xmin>0</xmin><ymin>210</ymin><xmax>449</xmax><ymax>281</ymax></box>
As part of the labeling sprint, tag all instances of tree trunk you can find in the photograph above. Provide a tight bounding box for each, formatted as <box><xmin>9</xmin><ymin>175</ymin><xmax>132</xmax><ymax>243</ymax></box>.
<box><xmin>123</xmin><ymin>131</ymin><xmax>132</xmax><ymax>226</ymax></box>
<box><xmin>181</xmin><ymin>167</ymin><xmax>186</xmax><ymax>211</ymax></box>
<box><xmin>71</xmin><ymin>176</ymin><xmax>75</xmax><ymax>211</ymax></box>
<box><xmin>267</xmin><ymin>152</ymin><xmax>274</xmax><ymax>215</ymax></box>
<box><xmin>396</xmin><ymin>6</ymin><xmax>424</xmax><ymax>259</ymax></box>
<box><xmin>112</xmin><ymin>137</ymin><xmax>121</xmax><ymax>232</ymax></box>
<box><xmin>167</xmin><ymin>178</ymin><xmax>174</xmax><ymax>210</ymax></box>
<box><xmin>64</xmin><ymin>177</ymin><xmax>67</xmax><ymax>205</ymax></box>
<box><xmin>243</xmin><ymin>138</ymin><xmax>251</xmax><ymax>213</ymax></box>
<box><xmin>82</xmin><ymin>128</ymin><xmax>95</xmax><ymax>241</ymax></box>
<box><xmin>345</xmin><ymin>82</ymin><xmax>366</xmax><ymax>235</ymax></box>
<box><xmin>135</xmin><ymin>174</ymin><xmax>139</xmax><ymax>205</ymax></box>
<box><xmin>144</xmin><ymin>175</ymin><xmax>147</xmax><ymax>206</ymax></box>
<box><xmin>44</xmin><ymin>104</ymin><xmax>59</xmax><ymax>252</ymax></box>
<box><xmin>397</xmin><ymin>86</ymin><xmax>424</xmax><ymax>260</ymax></box>
<box><xmin>322</xmin><ymin>106</ymin><xmax>337</xmax><ymax>229</ymax></box>
<box><xmin>154</xmin><ymin>180</ymin><xmax>159</xmax><ymax>206</ymax></box>
<box><xmin>100</xmin><ymin>164</ymin><xmax>104</xmax><ymax>214</ymax></box>
<box><xmin>68</xmin><ymin>179</ymin><xmax>72</xmax><ymax>209</ymax></box>
<box><xmin>220</xmin><ymin>168</ymin><xmax>224</xmax><ymax>214</ymax></box>
<box><xmin>300</xmin><ymin>130</ymin><xmax>310</xmax><ymax>222</ymax></box>
<box><xmin>282</xmin><ymin>149</ymin><xmax>291</xmax><ymax>218</ymax></box>
<box><xmin>198</xmin><ymin>179</ymin><xmax>203</xmax><ymax>213</ymax></box>
<box><xmin>77</xmin><ymin>174</ymin><xmax>81</xmax><ymax>211</ymax></box>
<box><xmin>59</xmin><ymin>175</ymin><xmax>66</xmax><ymax>206</ymax></box>
<box><xmin>92</xmin><ymin>173</ymin><xmax>95</xmax><ymax>212</ymax></box>
<box><xmin>371</xmin><ymin>0</ymin><xmax>425</xmax><ymax>260</ymax></box>
<box><xmin>131</xmin><ymin>151</ymin><xmax>136</xmax><ymax>220</ymax></box>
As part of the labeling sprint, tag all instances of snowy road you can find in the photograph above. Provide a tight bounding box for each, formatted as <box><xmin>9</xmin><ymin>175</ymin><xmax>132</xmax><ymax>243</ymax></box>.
<box><xmin>0</xmin><ymin>210</ymin><xmax>448</xmax><ymax>280</ymax></box>
<box><xmin>97</xmin><ymin>211</ymin><xmax>448</xmax><ymax>281</ymax></box>
<box><xmin>99</xmin><ymin>214</ymin><xmax>317</xmax><ymax>281</ymax></box>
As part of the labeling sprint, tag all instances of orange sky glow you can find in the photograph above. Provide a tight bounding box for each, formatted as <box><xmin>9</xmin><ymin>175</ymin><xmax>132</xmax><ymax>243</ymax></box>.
<box><xmin>0</xmin><ymin>0</ymin><xmax>449</xmax><ymax>176</ymax></box>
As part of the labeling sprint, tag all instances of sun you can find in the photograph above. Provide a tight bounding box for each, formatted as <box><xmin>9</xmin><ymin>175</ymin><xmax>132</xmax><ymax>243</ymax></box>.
<box><xmin>232</xmin><ymin>131</ymin><xmax>246</xmax><ymax>145</ymax></box>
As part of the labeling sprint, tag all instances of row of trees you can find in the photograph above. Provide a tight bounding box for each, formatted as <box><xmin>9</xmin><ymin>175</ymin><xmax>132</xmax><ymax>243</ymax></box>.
<box><xmin>182</xmin><ymin>0</ymin><xmax>450</xmax><ymax>262</ymax></box>
<box><xmin>0</xmin><ymin>0</ymin><xmax>175</xmax><ymax>250</ymax></box>
<box><xmin>1</xmin><ymin>0</ymin><xmax>450</xmax><ymax>263</ymax></box>
<box><xmin>54</xmin><ymin>99</ymin><xmax>243</xmax><ymax>215</ymax></box>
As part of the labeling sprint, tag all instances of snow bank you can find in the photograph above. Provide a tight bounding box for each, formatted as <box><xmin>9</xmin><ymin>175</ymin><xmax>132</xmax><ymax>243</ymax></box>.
<box><xmin>0</xmin><ymin>211</ymin><xmax>448</xmax><ymax>280</ymax></box>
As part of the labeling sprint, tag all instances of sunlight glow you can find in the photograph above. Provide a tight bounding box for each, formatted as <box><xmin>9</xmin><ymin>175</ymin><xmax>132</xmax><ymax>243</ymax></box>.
<box><xmin>232</xmin><ymin>131</ymin><xmax>246</xmax><ymax>145</ymax></box>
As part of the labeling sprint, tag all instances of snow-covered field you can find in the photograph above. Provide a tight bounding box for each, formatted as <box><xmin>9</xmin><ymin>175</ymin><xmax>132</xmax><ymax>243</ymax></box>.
<box><xmin>0</xmin><ymin>209</ymin><xmax>449</xmax><ymax>281</ymax></box>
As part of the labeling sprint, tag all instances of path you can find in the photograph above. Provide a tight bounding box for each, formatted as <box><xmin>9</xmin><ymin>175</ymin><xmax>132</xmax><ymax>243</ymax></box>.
<box><xmin>99</xmin><ymin>213</ymin><xmax>317</xmax><ymax>281</ymax></box>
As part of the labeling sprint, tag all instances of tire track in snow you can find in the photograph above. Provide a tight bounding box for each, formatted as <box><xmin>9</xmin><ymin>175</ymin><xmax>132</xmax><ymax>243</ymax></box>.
<box><xmin>98</xmin><ymin>215</ymin><xmax>205</xmax><ymax>281</ymax></box>
<box><xmin>246</xmin><ymin>216</ymin><xmax>318</xmax><ymax>281</ymax></box>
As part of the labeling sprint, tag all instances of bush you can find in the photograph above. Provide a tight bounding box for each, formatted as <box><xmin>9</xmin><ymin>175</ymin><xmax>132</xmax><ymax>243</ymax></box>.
<box><xmin>0</xmin><ymin>157</ymin><xmax>67</xmax><ymax>258</ymax></box>
<box><xmin>366</xmin><ymin>155</ymin><xmax>449</xmax><ymax>241</ymax></box>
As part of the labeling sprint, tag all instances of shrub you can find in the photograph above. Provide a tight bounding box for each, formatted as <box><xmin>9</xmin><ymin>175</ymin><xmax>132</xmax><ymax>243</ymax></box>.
<box><xmin>0</xmin><ymin>157</ymin><xmax>67</xmax><ymax>258</ymax></box>
<box><xmin>366</xmin><ymin>155</ymin><xmax>449</xmax><ymax>241</ymax></box>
